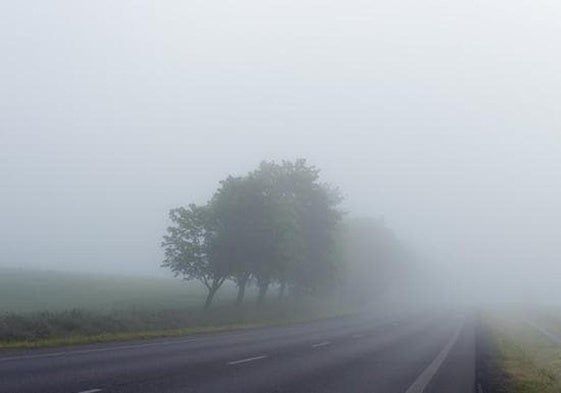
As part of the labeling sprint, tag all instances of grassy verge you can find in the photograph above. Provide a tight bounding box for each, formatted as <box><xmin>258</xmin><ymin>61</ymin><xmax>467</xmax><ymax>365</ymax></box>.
<box><xmin>484</xmin><ymin>311</ymin><xmax>561</xmax><ymax>393</ymax></box>
<box><xmin>0</xmin><ymin>269</ymin><xmax>355</xmax><ymax>351</ymax></box>
<box><xmin>0</xmin><ymin>314</ymin><xmax>336</xmax><ymax>351</ymax></box>
<box><xmin>0</xmin><ymin>297</ymin><xmax>353</xmax><ymax>351</ymax></box>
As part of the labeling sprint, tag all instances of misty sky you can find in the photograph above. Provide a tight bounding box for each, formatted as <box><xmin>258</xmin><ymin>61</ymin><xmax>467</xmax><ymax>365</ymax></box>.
<box><xmin>1</xmin><ymin>1</ymin><xmax>560</xmax><ymax>300</ymax></box>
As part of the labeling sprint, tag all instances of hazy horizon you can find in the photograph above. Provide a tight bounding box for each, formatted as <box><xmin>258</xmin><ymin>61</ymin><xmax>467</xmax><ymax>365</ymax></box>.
<box><xmin>2</xmin><ymin>1</ymin><xmax>561</xmax><ymax>304</ymax></box>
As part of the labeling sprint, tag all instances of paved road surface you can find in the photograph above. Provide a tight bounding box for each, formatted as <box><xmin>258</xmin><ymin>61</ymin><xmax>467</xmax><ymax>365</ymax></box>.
<box><xmin>0</xmin><ymin>310</ymin><xmax>475</xmax><ymax>393</ymax></box>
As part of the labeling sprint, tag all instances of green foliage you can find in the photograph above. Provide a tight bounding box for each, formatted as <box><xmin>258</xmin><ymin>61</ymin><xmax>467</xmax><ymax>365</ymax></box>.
<box><xmin>162</xmin><ymin>204</ymin><xmax>230</xmax><ymax>308</ymax></box>
<box><xmin>162</xmin><ymin>159</ymin><xmax>344</xmax><ymax>307</ymax></box>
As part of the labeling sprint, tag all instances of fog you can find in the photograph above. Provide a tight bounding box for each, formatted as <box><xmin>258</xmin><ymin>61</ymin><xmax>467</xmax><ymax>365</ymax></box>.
<box><xmin>1</xmin><ymin>1</ymin><xmax>560</xmax><ymax>304</ymax></box>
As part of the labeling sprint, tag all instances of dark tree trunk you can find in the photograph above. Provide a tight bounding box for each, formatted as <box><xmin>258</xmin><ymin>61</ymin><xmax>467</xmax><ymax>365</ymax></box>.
<box><xmin>204</xmin><ymin>284</ymin><xmax>220</xmax><ymax>310</ymax></box>
<box><xmin>236</xmin><ymin>273</ymin><xmax>250</xmax><ymax>305</ymax></box>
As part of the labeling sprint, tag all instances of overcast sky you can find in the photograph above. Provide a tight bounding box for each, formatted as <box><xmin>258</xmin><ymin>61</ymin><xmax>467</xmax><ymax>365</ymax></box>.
<box><xmin>1</xmin><ymin>1</ymin><xmax>560</xmax><ymax>300</ymax></box>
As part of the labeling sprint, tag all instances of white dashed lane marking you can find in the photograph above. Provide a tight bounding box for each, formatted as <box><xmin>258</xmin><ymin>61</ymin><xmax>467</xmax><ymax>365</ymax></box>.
<box><xmin>227</xmin><ymin>355</ymin><xmax>267</xmax><ymax>365</ymax></box>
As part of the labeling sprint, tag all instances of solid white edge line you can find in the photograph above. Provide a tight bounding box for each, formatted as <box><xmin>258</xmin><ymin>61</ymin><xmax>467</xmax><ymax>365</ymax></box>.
<box><xmin>227</xmin><ymin>355</ymin><xmax>267</xmax><ymax>365</ymax></box>
<box><xmin>311</xmin><ymin>341</ymin><xmax>331</xmax><ymax>348</ymax></box>
<box><xmin>77</xmin><ymin>389</ymin><xmax>103</xmax><ymax>393</ymax></box>
<box><xmin>405</xmin><ymin>318</ymin><xmax>464</xmax><ymax>393</ymax></box>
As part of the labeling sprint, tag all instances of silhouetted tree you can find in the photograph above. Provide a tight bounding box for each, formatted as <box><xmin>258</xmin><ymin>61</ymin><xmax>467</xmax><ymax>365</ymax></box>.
<box><xmin>162</xmin><ymin>159</ymin><xmax>344</xmax><ymax>308</ymax></box>
<box><xmin>162</xmin><ymin>204</ymin><xmax>230</xmax><ymax>309</ymax></box>
<box><xmin>210</xmin><ymin>175</ymin><xmax>267</xmax><ymax>304</ymax></box>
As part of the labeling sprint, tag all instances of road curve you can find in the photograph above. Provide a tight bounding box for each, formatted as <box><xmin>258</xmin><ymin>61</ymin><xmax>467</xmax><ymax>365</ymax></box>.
<box><xmin>0</xmin><ymin>310</ymin><xmax>475</xmax><ymax>393</ymax></box>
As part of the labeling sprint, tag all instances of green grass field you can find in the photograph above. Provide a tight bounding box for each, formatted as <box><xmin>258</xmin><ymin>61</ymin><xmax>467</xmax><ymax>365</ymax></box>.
<box><xmin>0</xmin><ymin>268</ymin><xmax>346</xmax><ymax>349</ymax></box>
<box><xmin>0</xmin><ymin>268</ymin><xmax>242</xmax><ymax>313</ymax></box>
<box><xmin>485</xmin><ymin>308</ymin><xmax>561</xmax><ymax>393</ymax></box>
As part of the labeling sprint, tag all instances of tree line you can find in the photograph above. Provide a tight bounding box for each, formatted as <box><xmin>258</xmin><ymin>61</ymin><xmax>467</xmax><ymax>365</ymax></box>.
<box><xmin>161</xmin><ymin>159</ymin><xmax>343</xmax><ymax>309</ymax></box>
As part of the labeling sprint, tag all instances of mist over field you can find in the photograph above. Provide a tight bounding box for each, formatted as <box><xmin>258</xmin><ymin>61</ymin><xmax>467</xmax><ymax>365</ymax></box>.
<box><xmin>1</xmin><ymin>0</ymin><xmax>561</xmax><ymax>307</ymax></box>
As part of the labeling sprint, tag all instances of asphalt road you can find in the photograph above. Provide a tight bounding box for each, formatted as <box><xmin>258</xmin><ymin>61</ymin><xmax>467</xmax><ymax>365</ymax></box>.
<box><xmin>0</xmin><ymin>310</ymin><xmax>475</xmax><ymax>393</ymax></box>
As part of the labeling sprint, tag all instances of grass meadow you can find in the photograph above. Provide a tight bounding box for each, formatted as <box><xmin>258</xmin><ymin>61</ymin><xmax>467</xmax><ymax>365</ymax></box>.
<box><xmin>0</xmin><ymin>268</ymin><xmax>242</xmax><ymax>313</ymax></box>
<box><xmin>0</xmin><ymin>268</ymin><xmax>344</xmax><ymax>349</ymax></box>
<box><xmin>484</xmin><ymin>308</ymin><xmax>561</xmax><ymax>393</ymax></box>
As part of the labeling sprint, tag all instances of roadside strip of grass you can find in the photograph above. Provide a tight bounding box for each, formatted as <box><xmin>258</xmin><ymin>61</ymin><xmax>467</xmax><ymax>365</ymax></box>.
<box><xmin>0</xmin><ymin>269</ymin><xmax>359</xmax><ymax>351</ymax></box>
<box><xmin>0</xmin><ymin>324</ymin><xmax>257</xmax><ymax>351</ymax></box>
<box><xmin>0</xmin><ymin>301</ymin><xmax>356</xmax><ymax>351</ymax></box>
<box><xmin>483</xmin><ymin>311</ymin><xmax>561</xmax><ymax>393</ymax></box>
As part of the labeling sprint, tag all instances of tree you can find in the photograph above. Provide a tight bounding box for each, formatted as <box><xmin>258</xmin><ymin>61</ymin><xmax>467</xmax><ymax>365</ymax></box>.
<box><xmin>161</xmin><ymin>204</ymin><xmax>229</xmax><ymax>309</ymax></box>
<box><xmin>251</xmin><ymin>159</ymin><xmax>343</xmax><ymax>298</ymax></box>
<box><xmin>211</xmin><ymin>170</ymin><xmax>296</xmax><ymax>305</ymax></box>
<box><xmin>162</xmin><ymin>159</ymin><xmax>344</xmax><ymax>308</ymax></box>
<box><xmin>249</xmin><ymin>161</ymin><xmax>304</xmax><ymax>302</ymax></box>
<box><xmin>262</xmin><ymin>160</ymin><xmax>343</xmax><ymax>295</ymax></box>
<box><xmin>210</xmin><ymin>175</ymin><xmax>265</xmax><ymax>304</ymax></box>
